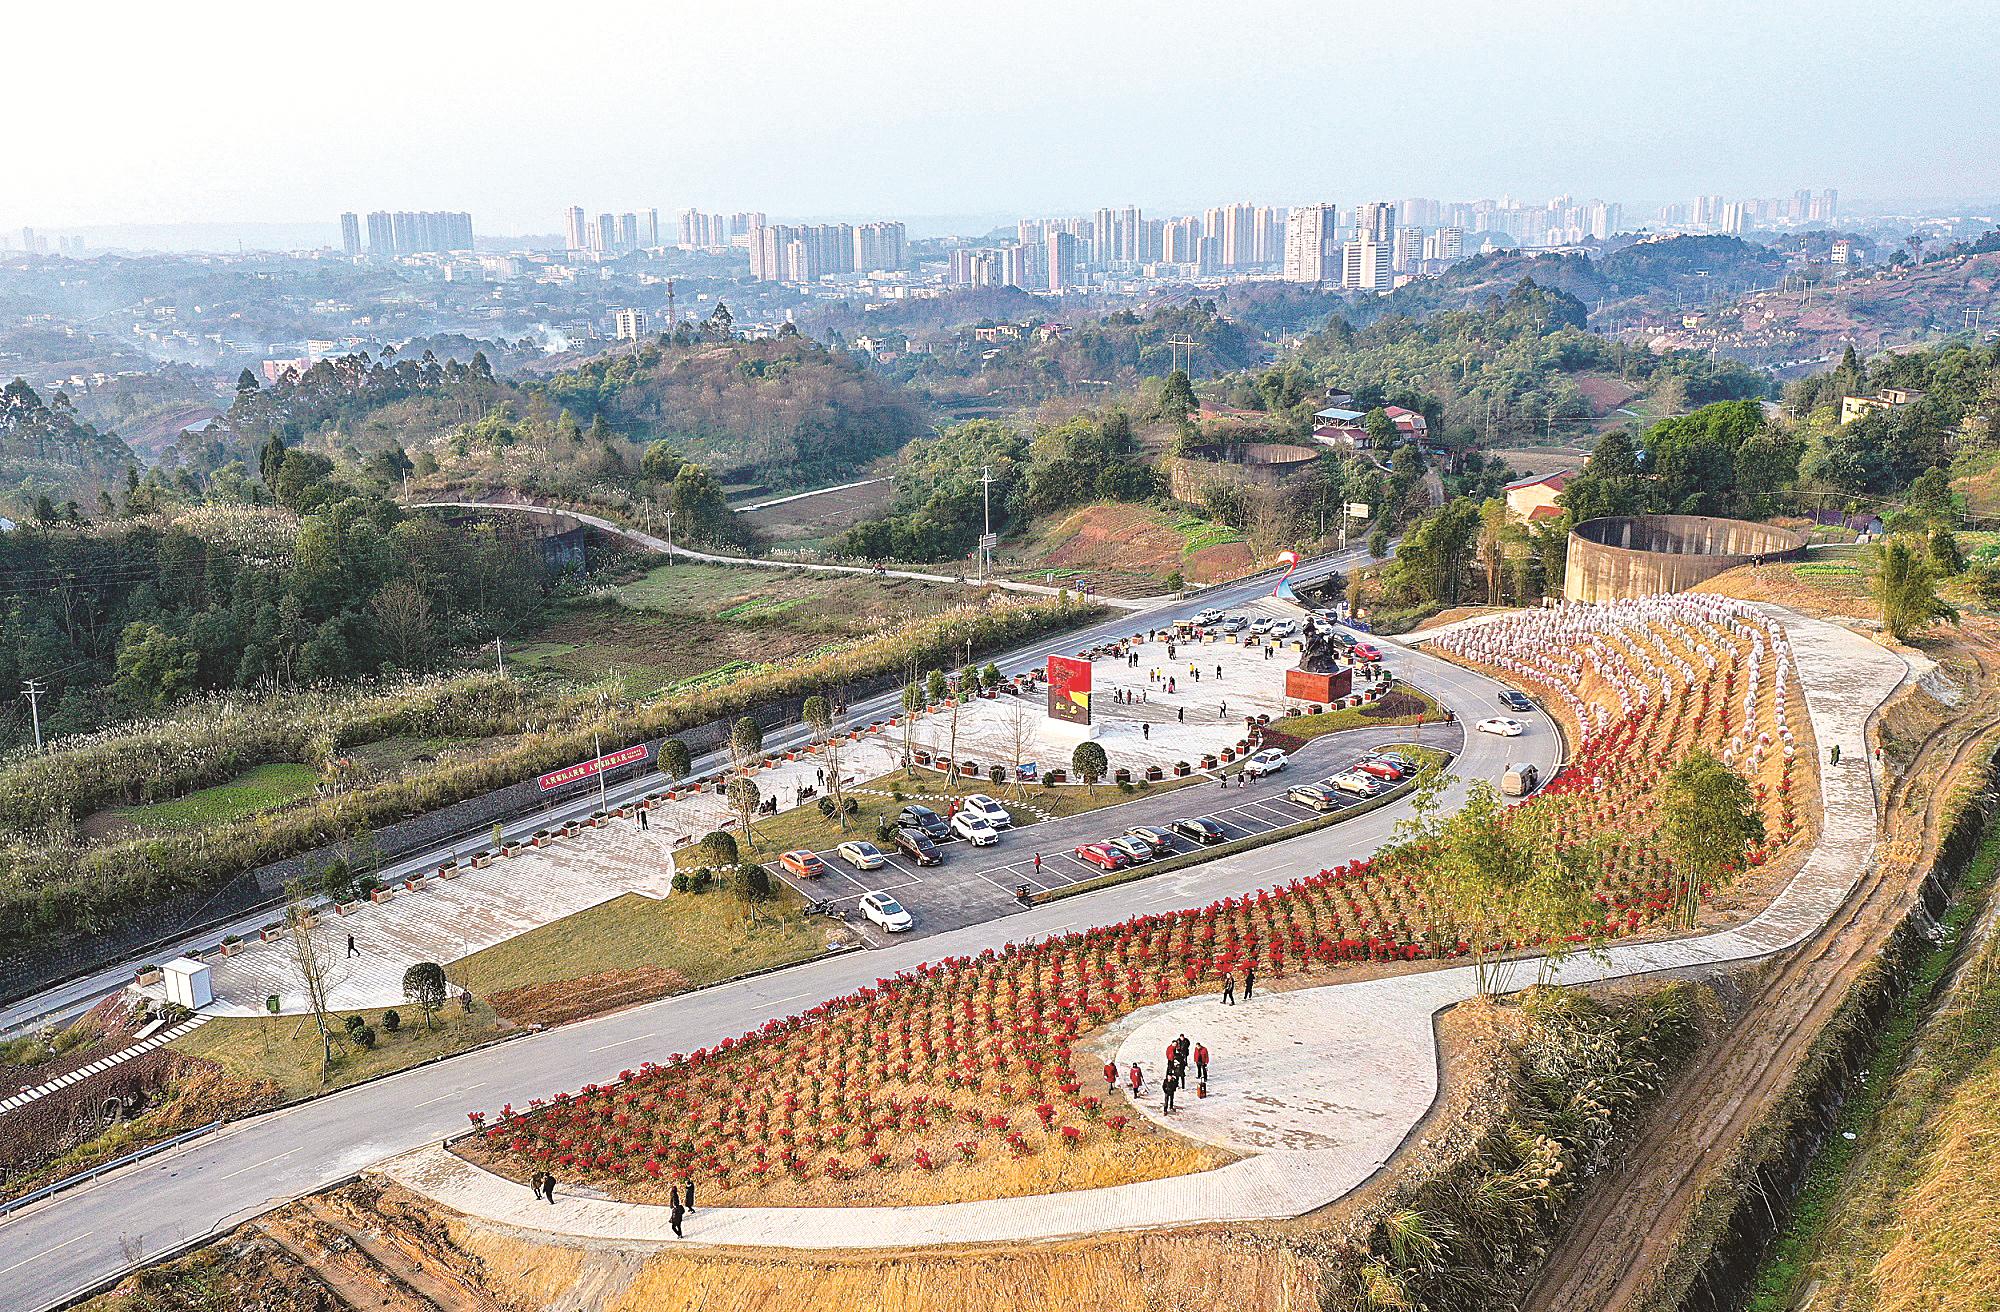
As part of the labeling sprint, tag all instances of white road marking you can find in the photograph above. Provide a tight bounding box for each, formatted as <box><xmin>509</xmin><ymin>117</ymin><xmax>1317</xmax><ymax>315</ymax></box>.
<box><xmin>0</xmin><ymin>1231</ymin><xmax>87</xmax><ymax>1273</ymax></box>
<box><xmin>215</xmin><ymin>1148</ymin><xmax>294</xmax><ymax>1181</ymax></box>
<box><xmin>587</xmin><ymin>1034</ymin><xmax>654</xmax><ymax>1053</ymax></box>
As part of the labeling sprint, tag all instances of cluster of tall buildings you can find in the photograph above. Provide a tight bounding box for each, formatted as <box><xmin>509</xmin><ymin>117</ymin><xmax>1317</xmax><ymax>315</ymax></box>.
<box><xmin>747</xmin><ymin>220</ymin><xmax>907</xmax><ymax>283</ymax></box>
<box><xmin>1659</xmin><ymin>189</ymin><xmax>1837</xmax><ymax>235</ymax></box>
<box><xmin>563</xmin><ymin>206</ymin><xmax>661</xmax><ymax>255</ymax></box>
<box><xmin>677</xmin><ymin>209</ymin><xmax>764</xmax><ymax>250</ymax></box>
<box><xmin>340</xmin><ymin>211</ymin><xmax>474</xmax><ymax>257</ymax></box>
<box><xmin>946</xmin><ymin>200</ymin><xmax>1477</xmax><ymax>294</ymax></box>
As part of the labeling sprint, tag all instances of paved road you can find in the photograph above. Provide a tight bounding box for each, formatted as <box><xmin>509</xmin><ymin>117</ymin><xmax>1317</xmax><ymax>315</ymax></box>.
<box><xmin>0</xmin><ymin>542</ymin><xmax>1377</xmax><ymax>1038</ymax></box>
<box><xmin>0</xmin><ymin>616</ymin><xmax>1553</xmax><ymax>1311</ymax></box>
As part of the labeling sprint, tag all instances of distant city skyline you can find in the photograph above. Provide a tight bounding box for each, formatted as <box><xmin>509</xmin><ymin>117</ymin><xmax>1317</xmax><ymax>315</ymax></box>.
<box><xmin>4</xmin><ymin>0</ymin><xmax>1997</xmax><ymax>239</ymax></box>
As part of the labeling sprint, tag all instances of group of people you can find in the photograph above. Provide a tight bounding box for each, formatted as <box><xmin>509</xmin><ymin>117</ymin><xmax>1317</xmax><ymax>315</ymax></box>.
<box><xmin>526</xmin><ymin>1169</ymin><xmax>698</xmax><ymax>1238</ymax></box>
<box><xmin>1105</xmin><ymin>1032</ymin><xmax>1212</xmax><ymax>1114</ymax></box>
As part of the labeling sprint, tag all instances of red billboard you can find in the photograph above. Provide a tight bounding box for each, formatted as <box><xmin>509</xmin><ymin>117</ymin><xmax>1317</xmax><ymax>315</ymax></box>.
<box><xmin>1047</xmin><ymin>655</ymin><xmax>1092</xmax><ymax>725</ymax></box>
<box><xmin>539</xmin><ymin>743</ymin><xmax>650</xmax><ymax>792</ymax></box>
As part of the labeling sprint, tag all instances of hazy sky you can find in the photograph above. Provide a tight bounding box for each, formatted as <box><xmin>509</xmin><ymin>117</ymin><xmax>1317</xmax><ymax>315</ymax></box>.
<box><xmin>8</xmin><ymin>0</ymin><xmax>1998</xmax><ymax>238</ymax></box>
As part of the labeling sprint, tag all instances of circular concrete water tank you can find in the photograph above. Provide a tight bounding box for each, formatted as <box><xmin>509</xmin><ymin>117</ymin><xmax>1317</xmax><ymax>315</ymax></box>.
<box><xmin>1563</xmin><ymin>515</ymin><xmax>1805</xmax><ymax>603</ymax></box>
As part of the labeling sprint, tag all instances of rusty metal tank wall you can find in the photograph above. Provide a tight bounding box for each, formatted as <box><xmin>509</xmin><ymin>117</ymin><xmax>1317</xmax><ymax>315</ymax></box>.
<box><xmin>1563</xmin><ymin>515</ymin><xmax>1806</xmax><ymax>603</ymax></box>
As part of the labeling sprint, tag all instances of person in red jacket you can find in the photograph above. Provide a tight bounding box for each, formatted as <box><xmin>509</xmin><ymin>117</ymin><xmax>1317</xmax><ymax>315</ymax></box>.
<box><xmin>1194</xmin><ymin>1043</ymin><xmax>1209</xmax><ymax>1082</ymax></box>
<box><xmin>1103</xmin><ymin>1059</ymin><xmax>1118</xmax><ymax>1093</ymax></box>
<box><xmin>1128</xmin><ymin>1061</ymin><xmax>1143</xmax><ymax>1095</ymax></box>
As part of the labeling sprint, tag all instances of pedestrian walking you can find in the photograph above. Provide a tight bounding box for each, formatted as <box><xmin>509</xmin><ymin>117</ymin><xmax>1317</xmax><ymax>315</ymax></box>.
<box><xmin>346</xmin><ymin>934</ymin><xmax>359</xmax><ymax>959</ymax></box>
<box><xmin>1221</xmin><ymin>975</ymin><xmax>1236</xmax><ymax>1005</ymax></box>
<box><xmin>543</xmin><ymin>1172</ymin><xmax>558</xmax><ymax>1203</ymax></box>
<box><xmin>1218</xmin><ymin>704</ymin><xmax>1225</xmax><ymax>720</ymax></box>
<box><xmin>1179</xmin><ymin>707</ymin><xmax>1185</xmax><ymax>722</ymax></box>
<box><xmin>1194</xmin><ymin>1042</ymin><xmax>1209</xmax><ymax>1081</ymax></box>
<box><xmin>1215</xmin><ymin>664</ymin><xmax>1221</xmax><ymax>678</ymax></box>
<box><xmin>1169</xmin><ymin>677</ymin><xmax>1176</xmax><ymax>693</ymax></box>
<box><xmin>1830</xmin><ymin>743</ymin><xmax>1842</xmax><ymax>765</ymax></box>
<box><xmin>684</xmin><ymin>1178</ymin><xmax>694</xmax><ymax>1212</ymax></box>
<box><xmin>670</xmin><ymin>1184</ymin><xmax>682</xmax><ymax>1210</ymax></box>
<box><xmin>639</xmin><ymin>808</ymin><xmax>649</xmax><ymax>830</ymax></box>
<box><xmin>1143</xmin><ymin>723</ymin><xmax>1150</xmax><ymax>740</ymax></box>
<box><xmin>1175</xmin><ymin>1033</ymin><xmax>1191</xmax><ymax>1068</ymax></box>
<box><xmin>1104</xmin><ymin>1059</ymin><xmax>1119</xmax><ymax>1093</ymax></box>
<box><xmin>1163</xmin><ymin>1072</ymin><xmax>1179</xmax><ymax>1112</ymax></box>
<box><xmin>529</xmin><ymin>1169</ymin><xmax>547</xmax><ymax>1200</ymax></box>
<box><xmin>1129</xmin><ymin>1061</ymin><xmax>1144</xmax><ymax>1095</ymax></box>
<box><xmin>670</xmin><ymin>1200</ymin><xmax>685</xmax><ymax>1238</ymax></box>
<box><xmin>1033</xmin><ymin>852</ymin><xmax>1043</xmax><ymax>875</ymax></box>
<box><xmin>1243</xmin><ymin>966</ymin><xmax>1256</xmax><ymax>1000</ymax></box>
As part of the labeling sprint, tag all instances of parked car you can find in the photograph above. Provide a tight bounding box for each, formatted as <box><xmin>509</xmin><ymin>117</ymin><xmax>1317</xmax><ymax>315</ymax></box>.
<box><xmin>1371</xmin><ymin>751</ymin><xmax>1419</xmax><ymax>774</ymax></box>
<box><xmin>1220</xmin><ymin>616</ymin><xmax>1248</xmax><ymax>634</ymax></box>
<box><xmin>1269</xmin><ymin>619</ymin><xmax>1297</xmax><ymax>639</ymax></box>
<box><xmin>835</xmin><ymin>840</ymin><xmax>885</xmax><ymax>870</ymax></box>
<box><xmin>897</xmin><ymin>805</ymin><xmax>950</xmax><ymax>841</ymax></box>
<box><xmin>1170</xmin><ymin>817</ymin><xmax>1227</xmax><ymax>845</ymax></box>
<box><xmin>1196</xmin><ymin>609</ymin><xmax>1223</xmax><ymax>626</ymax></box>
<box><xmin>1242</xmin><ymin>749</ymin><xmax>1289</xmax><ymax>779</ymax></box>
<box><xmin>1249</xmin><ymin>617</ymin><xmax>1275</xmax><ymax>636</ymax></box>
<box><xmin>1329</xmin><ymin>629</ymin><xmax>1357</xmax><ymax>649</ymax></box>
<box><xmin>779</xmin><ymin>850</ymin><xmax>828</xmax><ymax>879</ymax></box>
<box><xmin>1330</xmin><ymin>771</ymin><xmax>1382</xmax><ymax>796</ymax></box>
<box><xmin>1497</xmin><ymin>690</ymin><xmax>1534</xmax><ymax>712</ymax></box>
<box><xmin>1106</xmin><ymin>833</ymin><xmax>1156</xmax><ymax>863</ymax></box>
<box><xmin>950</xmin><ymin>811</ymin><xmax>1001</xmax><ymax>846</ymax></box>
<box><xmin>1352</xmin><ymin>641</ymin><xmax>1383</xmax><ymax>662</ymax></box>
<box><xmin>1354</xmin><ymin>759</ymin><xmax>1403</xmax><ymax>781</ymax></box>
<box><xmin>1477</xmin><ymin>716</ymin><xmax>1526</xmax><ymax>737</ymax></box>
<box><xmin>1124</xmin><ymin>825</ymin><xmax>1176</xmax><ymax>854</ymax></box>
<box><xmin>859</xmin><ymin>891</ymin><xmax>914</xmax><ymax>932</ymax></box>
<box><xmin>1286</xmin><ymin>782</ymin><xmax>1341</xmax><ymax>812</ymax></box>
<box><xmin>1074</xmin><ymin>842</ymin><xmax>1129</xmax><ymax>871</ymax></box>
<box><xmin>890</xmin><ymin>828</ymin><xmax>942</xmax><ymax>866</ymax></box>
<box><xmin>959</xmin><ymin>793</ymin><xmax>1013</xmax><ymax>828</ymax></box>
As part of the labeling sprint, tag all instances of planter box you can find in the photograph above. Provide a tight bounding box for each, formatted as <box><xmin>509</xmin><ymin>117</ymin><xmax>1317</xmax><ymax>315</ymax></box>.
<box><xmin>914</xmin><ymin>750</ymin><xmax>933</xmax><ymax>766</ymax></box>
<box><xmin>1045</xmin><ymin>769</ymin><xmax>1069</xmax><ymax>784</ymax></box>
<box><xmin>532</xmin><ymin>831</ymin><xmax>551</xmax><ymax>846</ymax></box>
<box><xmin>261</xmin><ymin>925</ymin><xmax>282</xmax><ymax>943</ymax></box>
<box><xmin>136</xmin><ymin>968</ymin><xmax>163</xmax><ymax>986</ymax></box>
<box><xmin>403</xmin><ymin>877</ymin><xmax>424</xmax><ymax>893</ymax></box>
<box><xmin>1200</xmin><ymin>754</ymin><xmax>1218</xmax><ymax>770</ymax></box>
<box><xmin>370</xmin><ymin>888</ymin><xmax>395</xmax><ymax>905</ymax></box>
<box><xmin>439</xmin><ymin>865</ymin><xmax>462</xmax><ymax>879</ymax></box>
<box><xmin>216</xmin><ymin>942</ymin><xmax>236</xmax><ymax>958</ymax></box>
<box><xmin>1175</xmin><ymin>762</ymin><xmax>1192</xmax><ymax>777</ymax></box>
<box><xmin>1114</xmin><ymin>768</ymin><xmax>1132</xmax><ymax>784</ymax></box>
<box><xmin>1220</xmin><ymin>748</ymin><xmax>1235</xmax><ymax>763</ymax></box>
<box><xmin>1145</xmin><ymin>766</ymin><xmax>1165</xmax><ymax>781</ymax></box>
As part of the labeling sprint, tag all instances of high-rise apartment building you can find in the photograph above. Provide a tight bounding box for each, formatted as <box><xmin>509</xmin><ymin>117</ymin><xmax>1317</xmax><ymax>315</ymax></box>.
<box><xmin>1047</xmin><ymin>230</ymin><xmax>1081</xmax><ymax>292</ymax></box>
<box><xmin>618</xmin><ymin>213</ymin><xmax>639</xmax><ymax>251</ymax></box>
<box><xmin>1423</xmin><ymin>227</ymin><xmax>1465</xmax><ymax>263</ymax></box>
<box><xmin>614</xmin><ymin>308</ymin><xmax>649</xmax><ymax>340</ymax></box>
<box><xmin>1342</xmin><ymin>239</ymin><xmax>1391</xmax><ymax>291</ymax></box>
<box><xmin>594</xmin><ymin>213</ymin><xmax>616</xmax><ymax>252</ymax></box>
<box><xmin>644</xmin><ymin>210</ymin><xmax>660</xmax><ymax>248</ymax></box>
<box><xmin>565</xmin><ymin>206</ymin><xmax>588</xmax><ymax>251</ymax></box>
<box><xmin>339</xmin><ymin>212</ymin><xmax>361</xmax><ymax>257</ymax></box>
<box><xmin>749</xmin><ymin>222</ymin><xmax>859</xmax><ymax>283</ymax></box>
<box><xmin>1392</xmin><ymin>225</ymin><xmax>1425</xmax><ymax>272</ymax></box>
<box><xmin>1161</xmin><ymin>216</ymin><xmax>1204</xmax><ymax>267</ymax></box>
<box><xmin>1355</xmin><ymin>202</ymin><xmax>1397</xmax><ymax>245</ymax></box>
<box><xmin>360</xmin><ymin>210</ymin><xmax>474</xmax><ymax>257</ymax></box>
<box><xmin>1282</xmin><ymin>204</ymin><xmax>1339</xmax><ymax>283</ymax></box>
<box><xmin>852</xmin><ymin>221</ymin><xmax>907</xmax><ymax>272</ymax></box>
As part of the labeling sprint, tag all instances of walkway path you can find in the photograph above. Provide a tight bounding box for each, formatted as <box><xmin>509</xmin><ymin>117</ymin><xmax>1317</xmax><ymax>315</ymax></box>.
<box><xmin>410</xmin><ymin>500</ymin><xmax>1155</xmax><ymax>610</ymax></box>
<box><xmin>373</xmin><ymin>607</ymin><xmax>1908</xmax><ymax>1248</ymax></box>
<box><xmin>0</xmin><ymin>1017</ymin><xmax>210</xmax><ymax>1116</ymax></box>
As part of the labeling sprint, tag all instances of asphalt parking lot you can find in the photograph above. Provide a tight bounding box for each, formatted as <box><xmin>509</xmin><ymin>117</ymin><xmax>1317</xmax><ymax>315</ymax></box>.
<box><xmin>768</xmin><ymin>719</ymin><xmax>1468</xmax><ymax>944</ymax></box>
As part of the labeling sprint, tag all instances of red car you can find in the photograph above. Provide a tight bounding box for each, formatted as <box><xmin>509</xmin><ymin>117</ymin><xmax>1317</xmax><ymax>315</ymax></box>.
<box><xmin>1354</xmin><ymin>759</ymin><xmax>1402</xmax><ymax>781</ymax></box>
<box><xmin>1353</xmin><ymin>641</ymin><xmax>1382</xmax><ymax>662</ymax></box>
<box><xmin>779</xmin><ymin>850</ymin><xmax>829</xmax><ymax>878</ymax></box>
<box><xmin>1074</xmin><ymin>842</ymin><xmax>1129</xmax><ymax>871</ymax></box>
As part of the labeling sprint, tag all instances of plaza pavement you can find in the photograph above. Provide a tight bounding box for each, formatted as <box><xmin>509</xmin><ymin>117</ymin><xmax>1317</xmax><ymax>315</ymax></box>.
<box><xmin>360</xmin><ymin>607</ymin><xmax>1905</xmax><ymax>1249</ymax></box>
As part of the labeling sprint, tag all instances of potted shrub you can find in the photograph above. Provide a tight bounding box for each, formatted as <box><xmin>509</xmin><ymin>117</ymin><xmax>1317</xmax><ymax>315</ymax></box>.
<box><xmin>1174</xmin><ymin>761</ymin><xmax>1192</xmax><ymax>777</ymax></box>
<box><xmin>1145</xmin><ymin>765</ymin><xmax>1164</xmax><ymax>782</ymax></box>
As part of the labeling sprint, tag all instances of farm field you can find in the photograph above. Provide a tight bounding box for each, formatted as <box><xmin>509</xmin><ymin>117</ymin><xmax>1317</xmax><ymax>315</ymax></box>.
<box><xmin>479</xmin><ymin>564</ymin><xmax>974</xmax><ymax>698</ymax></box>
<box><xmin>1005</xmin><ymin>503</ymin><xmax>1258</xmax><ymax>595</ymax></box>
<box><xmin>96</xmin><ymin>763</ymin><xmax>320</xmax><ymax>835</ymax></box>
<box><xmin>734</xmin><ymin>476</ymin><xmax>896</xmax><ymax>547</ymax></box>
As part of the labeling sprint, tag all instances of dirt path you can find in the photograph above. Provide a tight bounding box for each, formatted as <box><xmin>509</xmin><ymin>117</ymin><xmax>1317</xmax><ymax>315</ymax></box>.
<box><xmin>1526</xmin><ymin>632</ymin><xmax>2000</xmax><ymax>1311</ymax></box>
<box><xmin>257</xmin><ymin>1184</ymin><xmax>507</xmax><ymax>1312</ymax></box>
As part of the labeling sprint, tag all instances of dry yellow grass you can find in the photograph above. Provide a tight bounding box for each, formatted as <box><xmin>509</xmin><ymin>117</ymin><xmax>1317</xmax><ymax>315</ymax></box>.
<box><xmin>1871</xmin><ymin>1057</ymin><xmax>2000</xmax><ymax>1311</ymax></box>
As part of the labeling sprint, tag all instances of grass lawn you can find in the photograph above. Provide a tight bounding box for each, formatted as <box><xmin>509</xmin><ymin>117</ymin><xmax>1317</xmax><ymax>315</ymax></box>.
<box><xmin>449</xmin><ymin>883</ymin><xmax>839</xmax><ymax>1000</ymax></box>
<box><xmin>173</xmin><ymin>998</ymin><xmax>510</xmax><ymax>1102</ymax></box>
<box><xmin>113</xmin><ymin>763</ymin><xmax>319</xmax><ymax>831</ymax></box>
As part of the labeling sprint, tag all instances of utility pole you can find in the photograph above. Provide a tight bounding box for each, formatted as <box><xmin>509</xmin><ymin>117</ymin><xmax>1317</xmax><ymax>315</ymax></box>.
<box><xmin>21</xmin><ymin>679</ymin><xmax>44</xmax><ymax>751</ymax></box>
<box><xmin>594</xmin><ymin>729</ymin><xmax>609</xmax><ymax>813</ymax></box>
<box><xmin>1166</xmin><ymin>335</ymin><xmax>1198</xmax><ymax>374</ymax></box>
<box><xmin>666</xmin><ymin>279</ymin><xmax>676</xmax><ymax>334</ymax></box>
<box><xmin>978</xmin><ymin>464</ymin><xmax>994</xmax><ymax>580</ymax></box>
<box><xmin>663</xmin><ymin>508</ymin><xmax>676</xmax><ymax>560</ymax></box>
<box><xmin>494</xmin><ymin>638</ymin><xmax>505</xmax><ymax>676</ymax></box>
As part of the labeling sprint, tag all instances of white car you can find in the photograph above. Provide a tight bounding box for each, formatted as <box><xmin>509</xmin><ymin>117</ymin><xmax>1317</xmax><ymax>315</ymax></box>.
<box><xmin>1249</xmin><ymin>617</ymin><xmax>1275</xmax><ymax>636</ymax></box>
<box><xmin>1477</xmin><ymin>716</ymin><xmax>1526</xmax><ymax>737</ymax></box>
<box><xmin>1269</xmin><ymin>619</ymin><xmax>1297</xmax><ymax>639</ymax></box>
<box><xmin>1241</xmin><ymin>749</ymin><xmax>1289</xmax><ymax>778</ymax></box>
<box><xmin>959</xmin><ymin>793</ymin><xmax>1013</xmax><ymax>829</ymax></box>
<box><xmin>835</xmin><ymin>840</ymin><xmax>885</xmax><ymax>870</ymax></box>
<box><xmin>950</xmin><ymin>811</ymin><xmax>1001</xmax><ymax>846</ymax></box>
<box><xmin>1106</xmin><ymin>833</ymin><xmax>1156</xmax><ymax>863</ymax></box>
<box><xmin>859</xmin><ymin>891</ymin><xmax>914</xmax><ymax>932</ymax></box>
<box><xmin>1329</xmin><ymin>770</ymin><xmax>1379</xmax><ymax>795</ymax></box>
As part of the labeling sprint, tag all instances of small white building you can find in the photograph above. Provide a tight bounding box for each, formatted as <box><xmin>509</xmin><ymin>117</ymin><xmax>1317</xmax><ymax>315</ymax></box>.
<box><xmin>161</xmin><ymin>957</ymin><xmax>213</xmax><ymax>1010</ymax></box>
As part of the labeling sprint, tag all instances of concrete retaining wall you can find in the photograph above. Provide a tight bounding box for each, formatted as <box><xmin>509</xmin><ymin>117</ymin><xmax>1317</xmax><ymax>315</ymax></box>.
<box><xmin>1563</xmin><ymin>515</ymin><xmax>1806</xmax><ymax>603</ymax></box>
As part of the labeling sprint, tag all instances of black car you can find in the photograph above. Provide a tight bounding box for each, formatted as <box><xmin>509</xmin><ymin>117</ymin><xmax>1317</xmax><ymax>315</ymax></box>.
<box><xmin>896</xmin><ymin>804</ymin><xmax>950</xmax><ymax>841</ymax></box>
<box><xmin>890</xmin><ymin>827</ymin><xmax>943</xmax><ymax>866</ymax></box>
<box><xmin>1329</xmin><ymin>629</ymin><xmax>1357</xmax><ymax>648</ymax></box>
<box><xmin>1497</xmin><ymin>690</ymin><xmax>1534</xmax><ymax>712</ymax></box>
<box><xmin>1169</xmin><ymin>816</ymin><xmax>1227</xmax><ymax>845</ymax></box>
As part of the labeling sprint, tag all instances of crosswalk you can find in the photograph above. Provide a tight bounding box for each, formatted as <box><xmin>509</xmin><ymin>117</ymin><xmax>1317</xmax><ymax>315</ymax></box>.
<box><xmin>0</xmin><ymin>1015</ymin><xmax>211</xmax><ymax>1115</ymax></box>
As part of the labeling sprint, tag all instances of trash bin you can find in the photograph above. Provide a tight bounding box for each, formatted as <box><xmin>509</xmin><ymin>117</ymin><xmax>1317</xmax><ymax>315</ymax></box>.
<box><xmin>266</xmin><ymin>994</ymin><xmax>281</xmax><ymax>1014</ymax></box>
